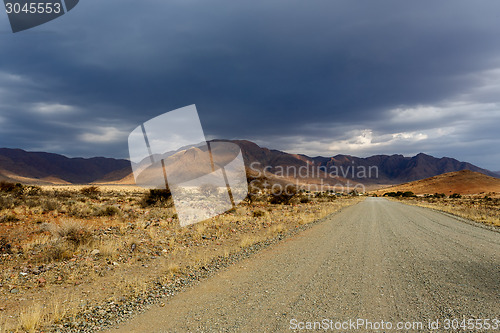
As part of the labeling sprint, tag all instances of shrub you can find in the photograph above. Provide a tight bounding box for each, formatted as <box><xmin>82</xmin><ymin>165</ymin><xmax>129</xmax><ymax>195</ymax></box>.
<box><xmin>53</xmin><ymin>190</ymin><xmax>74</xmax><ymax>199</ymax></box>
<box><xmin>0</xmin><ymin>214</ymin><xmax>20</xmax><ymax>223</ymax></box>
<box><xmin>245</xmin><ymin>183</ymin><xmax>262</xmax><ymax>203</ymax></box>
<box><xmin>140</xmin><ymin>188</ymin><xmax>172</xmax><ymax>207</ymax></box>
<box><xmin>25</xmin><ymin>199</ymin><xmax>40</xmax><ymax>208</ymax></box>
<box><xmin>0</xmin><ymin>196</ymin><xmax>15</xmax><ymax>209</ymax></box>
<box><xmin>53</xmin><ymin>220</ymin><xmax>92</xmax><ymax>247</ymax></box>
<box><xmin>0</xmin><ymin>236</ymin><xmax>11</xmax><ymax>253</ymax></box>
<box><xmin>95</xmin><ymin>205</ymin><xmax>121</xmax><ymax>217</ymax></box>
<box><xmin>0</xmin><ymin>181</ymin><xmax>23</xmax><ymax>193</ymax></box>
<box><xmin>80</xmin><ymin>186</ymin><xmax>100</xmax><ymax>198</ymax></box>
<box><xmin>384</xmin><ymin>191</ymin><xmax>415</xmax><ymax>197</ymax></box>
<box><xmin>42</xmin><ymin>199</ymin><xmax>60</xmax><ymax>212</ymax></box>
<box><xmin>43</xmin><ymin>243</ymin><xmax>73</xmax><ymax>262</ymax></box>
<box><xmin>23</xmin><ymin>185</ymin><xmax>42</xmax><ymax>196</ymax></box>
<box><xmin>450</xmin><ymin>193</ymin><xmax>462</xmax><ymax>199</ymax></box>
<box><xmin>349</xmin><ymin>190</ymin><xmax>360</xmax><ymax>196</ymax></box>
<box><xmin>68</xmin><ymin>204</ymin><xmax>93</xmax><ymax>218</ymax></box>
<box><xmin>300</xmin><ymin>196</ymin><xmax>311</xmax><ymax>203</ymax></box>
<box><xmin>253</xmin><ymin>209</ymin><xmax>266</xmax><ymax>217</ymax></box>
<box><xmin>269</xmin><ymin>185</ymin><xmax>297</xmax><ymax>205</ymax></box>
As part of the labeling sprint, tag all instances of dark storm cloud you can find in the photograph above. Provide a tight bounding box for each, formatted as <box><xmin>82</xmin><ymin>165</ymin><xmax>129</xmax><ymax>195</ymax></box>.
<box><xmin>0</xmin><ymin>0</ymin><xmax>499</xmax><ymax>169</ymax></box>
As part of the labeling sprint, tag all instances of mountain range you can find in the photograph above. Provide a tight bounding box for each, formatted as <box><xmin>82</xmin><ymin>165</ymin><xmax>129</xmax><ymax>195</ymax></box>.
<box><xmin>231</xmin><ymin>140</ymin><xmax>498</xmax><ymax>184</ymax></box>
<box><xmin>0</xmin><ymin>148</ymin><xmax>130</xmax><ymax>184</ymax></box>
<box><xmin>0</xmin><ymin>141</ymin><xmax>497</xmax><ymax>186</ymax></box>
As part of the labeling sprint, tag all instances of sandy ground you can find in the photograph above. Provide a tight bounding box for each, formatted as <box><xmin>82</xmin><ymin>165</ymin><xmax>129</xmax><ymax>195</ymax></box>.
<box><xmin>108</xmin><ymin>198</ymin><xmax>500</xmax><ymax>332</ymax></box>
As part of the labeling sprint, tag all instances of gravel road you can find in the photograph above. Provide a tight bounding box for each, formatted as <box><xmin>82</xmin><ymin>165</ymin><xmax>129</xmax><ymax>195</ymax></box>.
<box><xmin>110</xmin><ymin>198</ymin><xmax>500</xmax><ymax>332</ymax></box>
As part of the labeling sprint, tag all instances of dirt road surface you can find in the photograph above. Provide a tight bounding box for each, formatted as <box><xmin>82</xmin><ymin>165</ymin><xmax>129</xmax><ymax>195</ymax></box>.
<box><xmin>109</xmin><ymin>198</ymin><xmax>499</xmax><ymax>332</ymax></box>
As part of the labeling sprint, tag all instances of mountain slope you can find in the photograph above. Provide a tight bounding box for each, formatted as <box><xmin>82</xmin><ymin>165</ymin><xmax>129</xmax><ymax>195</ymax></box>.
<box><xmin>0</xmin><ymin>148</ymin><xmax>131</xmax><ymax>184</ymax></box>
<box><xmin>232</xmin><ymin>140</ymin><xmax>497</xmax><ymax>184</ymax></box>
<box><xmin>374</xmin><ymin>170</ymin><xmax>500</xmax><ymax>195</ymax></box>
<box><xmin>0</xmin><ymin>142</ymin><xmax>496</xmax><ymax>186</ymax></box>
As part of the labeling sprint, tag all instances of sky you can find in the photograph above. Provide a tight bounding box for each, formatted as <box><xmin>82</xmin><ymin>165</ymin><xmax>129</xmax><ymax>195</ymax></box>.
<box><xmin>0</xmin><ymin>0</ymin><xmax>499</xmax><ymax>170</ymax></box>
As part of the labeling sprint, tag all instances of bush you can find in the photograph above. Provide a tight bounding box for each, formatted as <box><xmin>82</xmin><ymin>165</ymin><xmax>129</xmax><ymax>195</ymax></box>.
<box><xmin>300</xmin><ymin>196</ymin><xmax>311</xmax><ymax>203</ymax></box>
<box><xmin>450</xmin><ymin>193</ymin><xmax>462</xmax><ymax>199</ymax></box>
<box><xmin>53</xmin><ymin>190</ymin><xmax>74</xmax><ymax>199</ymax></box>
<box><xmin>269</xmin><ymin>185</ymin><xmax>297</xmax><ymax>205</ymax></box>
<box><xmin>54</xmin><ymin>220</ymin><xmax>92</xmax><ymax>247</ymax></box>
<box><xmin>23</xmin><ymin>185</ymin><xmax>42</xmax><ymax>196</ymax></box>
<box><xmin>245</xmin><ymin>191</ymin><xmax>259</xmax><ymax>203</ymax></box>
<box><xmin>95</xmin><ymin>205</ymin><xmax>121</xmax><ymax>217</ymax></box>
<box><xmin>0</xmin><ymin>236</ymin><xmax>12</xmax><ymax>254</ymax></box>
<box><xmin>43</xmin><ymin>243</ymin><xmax>73</xmax><ymax>262</ymax></box>
<box><xmin>42</xmin><ymin>199</ymin><xmax>60</xmax><ymax>212</ymax></box>
<box><xmin>0</xmin><ymin>214</ymin><xmax>20</xmax><ymax>223</ymax></box>
<box><xmin>0</xmin><ymin>196</ymin><xmax>15</xmax><ymax>210</ymax></box>
<box><xmin>141</xmin><ymin>188</ymin><xmax>172</xmax><ymax>207</ymax></box>
<box><xmin>25</xmin><ymin>199</ymin><xmax>40</xmax><ymax>208</ymax></box>
<box><xmin>245</xmin><ymin>182</ymin><xmax>263</xmax><ymax>203</ymax></box>
<box><xmin>253</xmin><ymin>209</ymin><xmax>266</xmax><ymax>217</ymax></box>
<box><xmin>0</xmin><ymin>181</ymin><xmax>23</xmax><ymax>194</ymax></box>
<box><xmin>68</xmin><ymin>204</ymin><xmax>93</xmax><ymax>218</ymax></box>
<box><xmin>80</xmin><ymin>186</ymin><xmax>100</xmax><ymax>198</ymax></box>
<box><xmin>383</xmin><ymin>191</ymin><xmax>415</xmax><ymax>198</ymax></box>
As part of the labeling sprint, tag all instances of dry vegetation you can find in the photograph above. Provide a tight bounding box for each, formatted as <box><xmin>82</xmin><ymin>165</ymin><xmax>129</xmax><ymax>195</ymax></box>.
<box><xmin>0</xmin><ymin>181</ymin><xmax>360</xmax><ymax>332</ymax></box>
<box><xmin>385</xmin><ymin>192</ymin><xmax>500</xmax><ymax>227</ymax></box>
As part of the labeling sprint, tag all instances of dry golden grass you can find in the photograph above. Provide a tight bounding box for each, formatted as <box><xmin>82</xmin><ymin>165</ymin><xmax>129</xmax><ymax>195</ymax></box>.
<box><xmin>47</xmin><ymin>298</ymin><xmax>69</xmax><ymax>325</ymax></box>
<box><xmin>0</xmin><ymin>184</ymin><xmax>362</xmax><ymax>331</ymax></box>
<box><xmin>167</xmin><ymin>263</ymin><xmax>180</xmax><ymax>274</ymax></box>
<box><xmin>239</xmin><ymin>234</ymin><xmax>259</xmax><ymax>248</ymax></box>
<box><xmin>17</xmin><ymin>304</ymin><xmax>44</xmax><ymax>333</ymax></box>
<box><xmin>94</xmin><ymin>237</ymin><xmax>121</xmax><ymax>259</ymax></box>
<box><xmin>393</xmin><ymin>195</ymin><xmax>500</xmax><ymax>227</ymax></box>
<box><xmin>0</xmin><ymin>317</ymin><xmax>7</xmax><ymax>333</ymax></box>
<box><xmin>268</xmin><ymin>223</ymin><xmax>285</xmax><ymax>236</ymax></box>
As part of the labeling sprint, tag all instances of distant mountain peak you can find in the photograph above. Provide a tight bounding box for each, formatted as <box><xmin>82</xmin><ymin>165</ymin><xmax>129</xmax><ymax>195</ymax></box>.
<box><xmin>0</xmin><ymin>142</ymin><xmax>496</xmax><ymax>185</ymax></box>
<box><xmin>0</xmin><ymin>147</ymin><xmax>131</xmax><ymax>184</ymax></box>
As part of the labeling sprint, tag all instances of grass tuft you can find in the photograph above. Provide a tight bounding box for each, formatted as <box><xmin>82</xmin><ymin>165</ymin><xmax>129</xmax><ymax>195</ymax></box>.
<box><xmin>18</xmin><ymin>304</ymin><xmax>44</xmax><ymax>333</ymax></box>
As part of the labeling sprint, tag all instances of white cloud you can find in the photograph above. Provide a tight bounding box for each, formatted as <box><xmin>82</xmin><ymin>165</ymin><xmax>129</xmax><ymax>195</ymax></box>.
<box><xmin>265</xmin><ymin>93</ymin><xmax>500</xmax><ymax>169</ymax></box>
<box><xmin>327</xmin><ymin>129</ymin><xmax>428</xmax><ymax>153</ymax></box>
<box><xmin>0</xmin><ymin>71</ymin><xmax>33</xmax><ymax>85</ymax></box>
<box><xmin>387</xmin><ymin>101</ymin><xmax>500</xmax><ymax>127</ymax></box>
<box><xmin>30</xmin><ymin>102</ymin><xmax>77</xmax><ymax>115</ymax></box>
<box><xmin>79</xmin><ymin>126</ymin><xmax>128</xmax><ymax>144</ymax></box>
